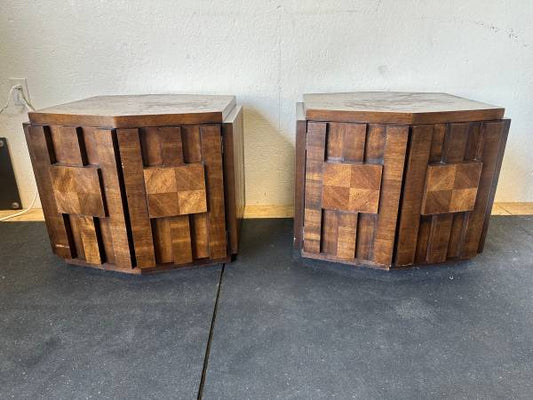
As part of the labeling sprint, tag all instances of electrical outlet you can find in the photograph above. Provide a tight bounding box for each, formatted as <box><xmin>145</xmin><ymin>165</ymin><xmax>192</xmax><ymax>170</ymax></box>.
<box><xmin>8</xmin><ymin>78</ymin><xmax>30</xmax><ymax>106</ymax></box>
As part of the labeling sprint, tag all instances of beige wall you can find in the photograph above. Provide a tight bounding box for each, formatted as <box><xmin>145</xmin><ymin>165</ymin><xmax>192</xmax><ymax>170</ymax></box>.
<box><xmin>1</xmin><ymin>1</ymin><xmax>532</xmax><ymax>211</ymax></box>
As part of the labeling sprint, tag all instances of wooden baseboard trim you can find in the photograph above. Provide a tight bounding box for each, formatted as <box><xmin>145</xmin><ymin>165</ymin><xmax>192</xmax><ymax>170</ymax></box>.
<box><xmin>1</xmin><ymin>202</ymin><xmax>533</xmax><ymax>222</ymax></box>
<box><xmin>243</xmin><ymin>205</ymin><xmax>294</xmax><ymax>218</ymax></box>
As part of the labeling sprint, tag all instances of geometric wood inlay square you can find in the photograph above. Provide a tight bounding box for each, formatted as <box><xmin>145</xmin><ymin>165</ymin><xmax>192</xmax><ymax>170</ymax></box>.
<box><xmin>144</xmin><ymin>163</ymin><xmax>207</xmax><ymax>218</ymax></box>
<box><xmin>50</xmin><ymin>165</ymin><xmax>106</xmax><ymax>217</ymax></box>
<box><xmin>421</xmin><ymin>161</ymin><xmax>483</xmax><ymax>215</ymax></box>
<box><xmin>322</xmin><ymin>163</ymin><xmax>383</xmax><ymax>213</ymax></box>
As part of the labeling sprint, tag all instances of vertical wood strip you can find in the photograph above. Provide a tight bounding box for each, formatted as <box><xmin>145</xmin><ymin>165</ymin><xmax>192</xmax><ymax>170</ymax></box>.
<box><xmin>201</xmin><ymin>125</ymin><xmax>227</xmax><ymax>259</ymax></box>
<box><xmin>24</xmin><ymin>124</ymin><xmax>72</xmax><ymax>258</ymax></box>
<box><xmin>462</xmin><ymin>120</ymin><xmax>509</xmax><ymax>258</ymax></box>
<box><xmin>117</xmin><ymin>128</ymin><xmax>156</xmax><ymax>268</ymax></box>
<box><xmin>342</xmin><ymin>123</ymin><xmax>366</xmax><ymax>162</ymax></box>
<box><xmin>321</xmin><ymin>209</ymin><xmax>338</xmax><ymax>255</ymax></box>
<box><xmin>426</xmin><ymin>214</ymin><xmax>454</xmax><ymax>263</ymax></box>
<box><xmin>293</xmin><ymin>104</ymin><xmax>307</xmax><ymax>251</ymax></box>
<box><xmin>153</xmin><ymin>218</ymin><xmax>173</xmax><ymax>263</ymax></box>
<box><xmin>447</xmin><ymin>213</ymin><xmax>468</xmax><ymax>258</ymax></box>
<box><xmin>78</xmin><ymin>216</ymin><xmax>102</xmax><ymax>264</ymax></box>
<box><xmin>303</xmin><ymin>122</ymin><xmax>327</xmax><ymax>254</ymax></box>
<box><xmin>95</xmin><ymin>129</ymin><xmax>133</xmax><ymax>268</ymax></box>
<box><xmin>183</xmin><ymin>125</ymin><xmax>210</xmax><ymax>259</ymax></box>
<box><xmin>372</xmin><ymin>125</ymin><xmax>408</xmax><ymax>266</ymax></box>
<box><xmin>170</xmin><ymin>216</ymin><xmax>193</xmax><ymax>264</ymax></box>
<box><xmin>477</xmin><ymin>120</ymin><xmax>510</xmax><ymax>252</ymax></box>
<box><xmin>356</xmin><ymin>124</ymin><xmax>385</xmax><ymax>261</ymax></box>
<box><xmin>395</xmin><ymin>125</ymin><xmax>433</xmax><ymax>266</ymax></box>
<box><xmin>337</xmin><ymin>213</ymin><xmax>357</xmax><ymax>260</ymax></box>
<box><xmin>69</xmin><ymin>215</ymin><xmax>85</xmax><ymax>260</ymax></box>
<box><xmin>427</xmin><ymin>123</ymin><xmax>469</xmax><ymax>263</ymax></box>
<box><xmin>326</xmin><ymin>123</ymin><xmax>343</xmax><ymax>160</ymax></box>
<box><xmin>415</xmin><ymin>125</ymin><xmax>447</xmax><ymax>263</ymax></box>
<box><xmin>159</xmin><ymin>127</ymin><xmax>183</xmax><ymax>166</ymax></box>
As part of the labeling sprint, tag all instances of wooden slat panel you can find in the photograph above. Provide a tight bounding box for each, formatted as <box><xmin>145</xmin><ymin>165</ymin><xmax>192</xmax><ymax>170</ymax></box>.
<box><xmin>321</xmin><ymin>209</ymin><xmax>338</xmax><ymax>256</ymax></box>
<box><xmin>293</xmin><ymin>104</ymin><xmax>307</xmax><ymax>251</ymax></box>
<box><xmin>326</xmin><ymin>122</ymin><xmax>343</xmax><ymax>160</ymax></box>
<box><xmin>464</xmin><ymin>122</ymin><xmax>482</xmax><ymax>161</ymax></box>
<box><xmin>170</xmin><ymin>216</ymin><xmax>193</xmax><ymax>264</ymax></box>
<box><xmin>337</xmin><ymin>213</ymin><xmax>357</xmax><ymax>260</ymax></box>
<box><xmin>117</xmin><ymin>128</ymin><xmax>156</xmax><ymax>268</ymax></box>
<box><xmin>364</xmin><ymin>124</ymin><xmax>385</xmax><ymax>163</ymax></box>
<box><xmin>190</xmin><ymin>213</ymin><xmax>210</xmax><ymax>259</ymax></box>
<box><xmin>24</xmin><ymin>124</ymin><xmax>72</xmax><ymax>258</ymax></box>
<box><xmin>426</xmin><ymin>122</ymin><xmax>469</xmax><ymax>263</ymax></box>
<box><xmin>372</xmin><ymin>125</ymin><xmax>408</xmax><ymax>266</ymax></box>
<box><xmin>414</xmin><ymin>125</ymin><xmax>447</xmax><ymax>263</ymax></box>
<box><xmin>95</xmin><ymin>129</ymin><xmax>132</xmax><ymax>268</ymax></box>
<box><xmin>152</xmin><ymin>218</ymin><xmax>173</xmax><ymax>263</ymax></box>
<box><xmin>462</xmin><ymin>120</ymin><xmax>509</xmax><ymax>258</ymax></box>
<box><xmin>356</xmin><ymin>124</ymin><xmax>385</xmax><ymax>261</ymax></box>
<box><xmin>78</xmin><ymin>216</ymin><xmax>102</xmax><ymax>265</ymax></box>
<box><xmin>426</xmin><ymin>214</ymin><xmax>453</xmax><ymax>263</ymax></box>
<box><xmin>303</xmin><ymin>122</ymin><xmax>327</xmax><ymax>254</ymax></box>
<box><xmin>447</xmin><ymin>213</ymin><xmax>467</xmax><ymax>258</ymax></box>
<box><xmin>429</xmin><ymin>124</ymin><xmax>446</xmax><ymax>162</ymax></box>
<box><xmin>395</xmin><ymin>125</ymin><xmax>433</xmax><ymax>266</ymax></box>
<box><xmin>50</xmin><ymin>126</ymin><xmax>86</xmax><ymax>165</ymax></box>
<box><xmin>200</xmin><ymin>125</ymin><xmax>227</xmax><ymax>259</ymax></box>
<box><xmin>99</xmin><ymin>218</ymin><xmax>115</xmax><ymax>264</ymax></box>
<box><xmin>183</xmin><ymin>125</ymin><xmax>210</xmax><ymax>258</ymax></box>
<box><xmin>415</xmin><ymin>216</ymin><xmax>432</xmax><ymax>263</ymax></box>
<box><xmin>69</xmin><ymin>214</ymin><xmax>85</xmax><ymax>260</ymax></box>
<box><xmin>356</xmin><ymin>214</ymin><xmax>376</xmax><ymax>260</ymax></box>
<box><xmin>140</xmin><ymin>127</ymin><xmax>163</xmax><ymax>166</ymax></box>
<box><xmin>158</xmin><ymin>126</ymin><xmax>183</xmax><ymax>166</ymax></box>
<box><xmin>477</xmin><ymin>120</ymin><xmax>510</xmax><ymax>251</ymax></box>
<box><xmin>342</xmin><ymin>123</ymin><xmax>366</xmax><ymax>162</ymax></box>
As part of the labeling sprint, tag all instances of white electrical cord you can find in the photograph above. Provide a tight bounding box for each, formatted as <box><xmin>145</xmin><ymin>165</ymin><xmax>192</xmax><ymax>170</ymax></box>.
<box><xmin>0</xmin><ymin>84</ymin><xmax>39</xmax><ymax>222</ymax></box>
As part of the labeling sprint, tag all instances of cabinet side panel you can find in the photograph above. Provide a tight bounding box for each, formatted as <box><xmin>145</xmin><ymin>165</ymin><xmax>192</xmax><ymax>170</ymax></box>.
<box><xmin>293</xmin><ymin>103</ymin><xmax>307</xmax><ymax>251</ymax></box>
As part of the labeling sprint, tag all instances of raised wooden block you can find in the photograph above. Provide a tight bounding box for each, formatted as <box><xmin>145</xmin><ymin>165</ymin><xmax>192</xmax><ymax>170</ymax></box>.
<box><xmin>25</xmin><ymin>94</ymin><xmax>245</xmax><ymax>274</ymax></box>
<box><xmin>294</xmin><ymin>92</ymin><xmax>510</xmax><ymax>269</ymax></box>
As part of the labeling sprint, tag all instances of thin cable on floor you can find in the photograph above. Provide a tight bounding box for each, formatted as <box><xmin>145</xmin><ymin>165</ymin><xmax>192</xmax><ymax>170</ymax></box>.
<box><xmin>0</xmin><ymin>84</ymin><xmax>38</xmax><ymax>222</ymax></box>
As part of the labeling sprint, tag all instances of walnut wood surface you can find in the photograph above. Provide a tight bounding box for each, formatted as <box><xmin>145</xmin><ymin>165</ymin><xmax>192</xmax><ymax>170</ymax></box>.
<box><xmin>29</xmin><ymin>94</ymin><xmax>236</xmax><ymax>128</ymax></box>
<box><xmin>303</xmin><ymin>92</ymin><xmax>504</xmax><ymax>124</ymax></box>
<box><xmin>24</xmin><ymin>96</ymin><xmax>244</xmax><ymax>274</ymax></box>
<box><xmin>295</xmin><ymin>94</ymin><xmax>510</xmax><ymax>269</ymax></box>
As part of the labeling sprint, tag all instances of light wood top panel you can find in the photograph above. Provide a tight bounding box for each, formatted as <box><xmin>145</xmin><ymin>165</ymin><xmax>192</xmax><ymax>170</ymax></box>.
<box><xmin>29</xmin><ymin>94</ymin><xmax>236</xmax><ymax>127</ymax></box>
<box><xmin>303</xmin><ymin>92</ymin><xmax>504</xmax><ymax>124</ymax></box>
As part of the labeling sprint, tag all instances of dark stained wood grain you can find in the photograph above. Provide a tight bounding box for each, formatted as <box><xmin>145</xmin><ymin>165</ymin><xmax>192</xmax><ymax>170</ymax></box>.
<box><xmin>24</xmin><ymin>95</ymin><xmax>242</xmax><ymax>274</ymax></box>
<box><xmin>222</xmin><ymin>105</ymin><xmax>245</xmax><ymax>255</ymax></box>
<box><xmin>395</xmin><ymin>125</ymin><xmax>433</xmax><ymax>266</ymax></box>
<box><xmin>117</xmin><ymin>128</ymin><xmax>156</xmax><ymax>268</ymax></box>
<box><xmin>302</xmin><ymin>122</ymin><xmax>327</xmax><ymax>254</ymax></box>
<box><xmin>293</xmin><ymin>102</ymin><xmax>307</xmax><ymax>251</ymax></box>
<box><xmin>29</xmin><ymin>94</ymin><xmax>237</xmax><ymax>128</ymax></box>
<box><xmin>201</xmin><ymin>124</ymin><xmax>228</xmax><ymax>260</ymax></box>
<box><xmin>95</xmin><ymin>129</ymin><xmax>133</xmax><ymax>269</ymax></box>
<box><xmin>24</xmin><ymin>124</ymin><xmax>72</xmax><ymax>258</ymax></box>
<box><xmin>303</xmin><ymin>92</ymin><xmax>504</xmax><ymax>125</ymax></box>
<box><xmin>372</xmin><ymin>126</ymin><xmax>408</xmax><ymax>266</ymax></box>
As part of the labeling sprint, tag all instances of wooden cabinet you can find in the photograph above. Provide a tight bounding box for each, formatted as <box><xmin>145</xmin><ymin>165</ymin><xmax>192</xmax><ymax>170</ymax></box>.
<box><xmin>25</xmin><ymin>95</ymin><xmax>244</xmax><ymax>274</ymax></box>
<box><xmin>294</xmin><ymin>92</ymin><xmax>510</xmax><ymax>269</ymax></box>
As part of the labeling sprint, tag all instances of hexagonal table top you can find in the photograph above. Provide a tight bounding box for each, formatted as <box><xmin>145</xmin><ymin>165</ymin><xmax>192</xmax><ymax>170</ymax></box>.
<box><xmin>303</xmin><ymin>92</ymin><xmax>504</xmax><ymax>124</ymax></box>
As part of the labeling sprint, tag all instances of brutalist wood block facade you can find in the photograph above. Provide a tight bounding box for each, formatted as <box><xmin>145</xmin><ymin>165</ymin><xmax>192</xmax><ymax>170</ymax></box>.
<box><xmin>294</xmin><ymin>92</ymin><xmax>510</xmax><ymax>269</ymax></box>
<box><xmin>24</xmin><ymin>94</ymin><xmax>244</xmax><ymax>274</ymax></box>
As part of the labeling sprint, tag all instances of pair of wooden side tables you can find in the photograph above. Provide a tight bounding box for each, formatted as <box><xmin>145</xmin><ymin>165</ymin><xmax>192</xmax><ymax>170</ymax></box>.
<box><xmin>24</xmin><ymin>92</ymin><xmax>509</xmax><ymax>273</ymax></box>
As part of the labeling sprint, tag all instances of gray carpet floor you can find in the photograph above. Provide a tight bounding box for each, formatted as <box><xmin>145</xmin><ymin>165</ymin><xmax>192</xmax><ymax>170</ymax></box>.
<box><xmin>1</xmin><ymin>217</ymin><xmax>532</xmax><ymax>399</ymax></box>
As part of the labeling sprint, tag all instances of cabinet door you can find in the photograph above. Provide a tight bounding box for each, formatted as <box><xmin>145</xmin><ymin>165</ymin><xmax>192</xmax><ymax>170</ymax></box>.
<box><xmin>395</xmin><ymin>120</ymin><xmax>510</xmax><ymax>266</ymax></box>
<box><xmin>302</xmin><ymin>122</ymin><xmax>408</xmax><ymax>267</ymax></box>
<box><xmin>24</xmin><ymin>125</ymin><xmax>132</xmax><ymax>270</ymax></box>
<box><xmin>118</xmin><ymin>124</ymin><xmax>227</xmax><ymax>269</ymax></box>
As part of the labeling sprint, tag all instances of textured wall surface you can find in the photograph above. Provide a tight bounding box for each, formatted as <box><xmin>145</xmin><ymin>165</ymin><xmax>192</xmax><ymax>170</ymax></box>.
<box><xmin>1</xmin><ymin>0</ymin><xmax>532</xmax><ymax>209</ymax></box>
